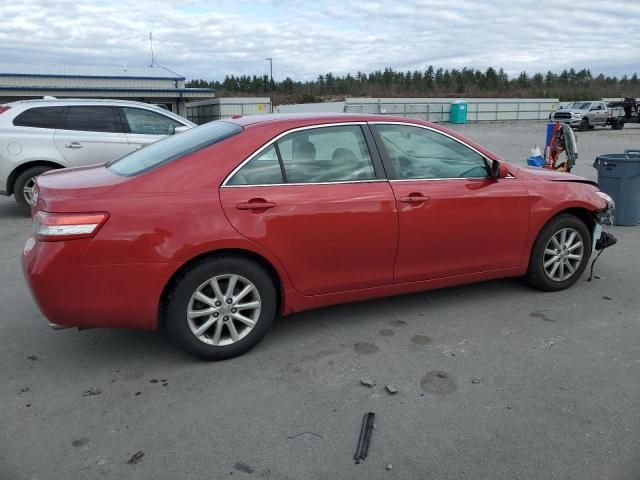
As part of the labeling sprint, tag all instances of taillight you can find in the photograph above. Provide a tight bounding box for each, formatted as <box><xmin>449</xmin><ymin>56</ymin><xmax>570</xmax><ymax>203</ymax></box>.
<box><xmin>0</xmin><ymin>105</ymin><xmax>11</xmax><ymax>115</ymax></box>
<box><xmin>34</xmin><ymin>211</ymin><xmax>109</xmax><ymax>241</ymax></box>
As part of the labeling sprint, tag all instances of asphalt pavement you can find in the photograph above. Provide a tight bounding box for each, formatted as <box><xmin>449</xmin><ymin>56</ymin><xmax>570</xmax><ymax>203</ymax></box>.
<box><xmin>1</xmin><ymin>121</ymin><xmax>639</xmax><ymax>480</ymax></box>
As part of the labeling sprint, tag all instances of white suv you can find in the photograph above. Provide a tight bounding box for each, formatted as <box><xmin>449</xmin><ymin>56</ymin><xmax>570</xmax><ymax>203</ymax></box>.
<box><xmin>0</xmin><ymin>98</ymin><xmax>195</xmax><ymax>209</ymax></box>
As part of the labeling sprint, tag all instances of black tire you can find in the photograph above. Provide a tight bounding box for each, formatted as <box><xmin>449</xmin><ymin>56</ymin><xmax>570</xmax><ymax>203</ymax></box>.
<box><xmin>611</xmin><ymin>119</ymin><xmax>619</xmax><ymax>130</ymax></box>
<box><xmin>578</xmin><ymin>118</ymin><xmax>589</xmax><ymax>131</ymax></box>
<box><xmin>166</xmin><ymin>255</ymin><xmax>276</xmax><ymax>360</ymax></box>
<box><xmin>618</xmin><ymin>119</ymin><xmax>625</xmax><ymax>130</ymax></box>
<box><xmin>14</xmin><ymin>166</ymin><xmax>53</xmax><ymax>211</ymax></box>
<box><xmin>523</xmin><ymin>214</ymin><xmax>592</xmax><ymax>291</ymax></box>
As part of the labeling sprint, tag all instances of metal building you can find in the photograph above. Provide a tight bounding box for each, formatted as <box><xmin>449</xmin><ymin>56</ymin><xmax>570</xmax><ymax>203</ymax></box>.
<box><xmin>186</xmin><ymin>97</ymin><xmax>271</xmax><ymax>124</ymax></box>
<box><xmin>0</xmin><ymin>63</ymin><xmax>215</xmax><ymax>117</ymax></box>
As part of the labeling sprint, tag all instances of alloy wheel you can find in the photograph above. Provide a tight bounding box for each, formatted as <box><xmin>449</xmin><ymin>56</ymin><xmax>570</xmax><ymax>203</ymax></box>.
<box><xmin>23</xmin><ymin>177</ymin><xmax>37</xmax><ymax>206</ymax></box>
<box><xmin>186</xmin><ymin>274</ymin><xmax>261</xmax><ymax>346</ymax></box>
<box><xmin>543</xmin><ymin>228</ymin><xmax>584</xmax><ymax>282</ymax></box>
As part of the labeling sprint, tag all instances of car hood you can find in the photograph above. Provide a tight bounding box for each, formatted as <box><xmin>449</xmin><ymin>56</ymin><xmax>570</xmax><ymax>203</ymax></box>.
<box><xmin>519</xmin><ymin>167</ymin><xmax>597</xmax><ymax>186</ymax></box>
<box><xmin>36</xmin><ymin>163</ymin><xmax>127</xmax><ymax>200</ymax></box>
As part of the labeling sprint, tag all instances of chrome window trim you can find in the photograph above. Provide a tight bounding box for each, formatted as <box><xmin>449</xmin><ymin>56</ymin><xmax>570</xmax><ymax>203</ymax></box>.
<box><xmin>370</xmin><ymin>120</ymin><xmax>499</xmax><ymax>180</ymax></box>
<box><xmin>222</xmin><ymin>179</ymin><xmax>389</xmax><ymax>188</ymax></box>
<box><xmin>221</xmin><ymin>122</ymin><xmax>370</xmax><ymax>187</ymax></box>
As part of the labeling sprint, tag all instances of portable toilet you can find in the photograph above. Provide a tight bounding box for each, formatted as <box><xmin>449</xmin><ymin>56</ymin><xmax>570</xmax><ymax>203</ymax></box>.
<box><xmin>450</xmin><ymin>100</ymin><xmax>468</xmax><ymax>124</ymax></box>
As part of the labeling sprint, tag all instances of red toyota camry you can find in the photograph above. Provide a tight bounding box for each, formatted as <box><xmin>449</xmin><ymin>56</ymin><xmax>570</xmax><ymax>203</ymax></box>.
<box><xmin>22</xmin><ymin>114</ymin><xmax>615</xmax><ymax>359</ymax></box>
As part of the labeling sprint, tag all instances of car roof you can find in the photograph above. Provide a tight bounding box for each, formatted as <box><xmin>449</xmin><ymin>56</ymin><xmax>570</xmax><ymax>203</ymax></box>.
<box><xmin>5</xmin><ymin>98</ymin><xmax>165</xmax><ymax>108</ymax></box>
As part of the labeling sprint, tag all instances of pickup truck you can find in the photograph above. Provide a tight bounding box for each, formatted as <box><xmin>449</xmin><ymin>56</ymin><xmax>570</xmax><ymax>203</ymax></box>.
<box><xmin>550</xmin><ymin>101</ymin><xmax>626</xmax><ymax>130</ymax></box>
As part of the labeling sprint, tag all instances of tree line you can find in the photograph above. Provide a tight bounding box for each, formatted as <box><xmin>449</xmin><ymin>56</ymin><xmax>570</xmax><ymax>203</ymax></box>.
<box><xmin>186</xmin><ymin>66</ymin><xmax>640</xmax><ymax>104</ymax></box>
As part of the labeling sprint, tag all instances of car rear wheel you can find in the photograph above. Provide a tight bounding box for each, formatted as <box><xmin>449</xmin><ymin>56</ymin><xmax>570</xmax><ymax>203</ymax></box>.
<box><xmin>523</xmin><ymin>214</ymin><xmax>592</xmax><ymax>291</ymax></box>
<box><xmin>14</xmin><ymin>166</ymin><xmax>53</xmax><ymax>211</ymax></box>
<box><xmin>166</xmin><ymin>255</ymin><xmax>276</xmax><ymax>360</ymax></box>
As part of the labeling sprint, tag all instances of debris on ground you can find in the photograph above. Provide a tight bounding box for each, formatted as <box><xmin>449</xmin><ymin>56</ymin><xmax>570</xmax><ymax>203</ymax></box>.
<box><xmin>82</xmin><ymin>388</ymin><xmax>102</xmax><ymax>397</ymax></box>
<box><xmin>27</xmin><ymin>355</ymin><xmax>38</xmax><ymax>361</ymax></box>
<box><xmin>126</xmin><ymin>451</ymin><xmax>144</xmax><ymax>464</ymax></box>
<box><xmin>387</xmin><ymin>464</ymin><xmax>393</xmax><ymax>471</ymax></box>
<box><xmin>287</xmin><ymin>431</ymin><xmax>323</xmax><ymax>439</ymax></box>
<box><xmin>471</xmin><ymin>377</ymin><xmax>481</xmax><ymax>384</ymax></box>
<box><xmin>234</xmin><ymin>462</ymin><xmax>254</xmax><ymax>474</ymax></box>
<box><xmin>149</xmin><ymin>379</ymin><xmax>159</xmax><ymax>383</ymax></box>
<box><xmin>19</xmin><ymin>387</ymin><xmax>29</xmax><ymax>394</ymax></box>
<box><xmin>603</xmin><ymin>296</ymin><xmax>612</xmax><ymax>300</ymax></box>
<box><xmin>385</xmin><ymin>385</ymin><xmax>398</xmax><ymax>395</ymax></box>
<box><xmin>354</xmin><ymin>412</ymin><xmax>375</xmax><ymax>464</ymax></box>
<box><xmin>360</xmin><ymin>377</ymin><xmax>375</xmax><ymax>388</ymax></box>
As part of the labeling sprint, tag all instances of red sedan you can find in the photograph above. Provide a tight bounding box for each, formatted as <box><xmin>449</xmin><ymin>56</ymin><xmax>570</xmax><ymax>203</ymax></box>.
<box><xmin>22</xmin><ymin>114</ymin><xmax>615</xmax><ymax>359</ymax></box>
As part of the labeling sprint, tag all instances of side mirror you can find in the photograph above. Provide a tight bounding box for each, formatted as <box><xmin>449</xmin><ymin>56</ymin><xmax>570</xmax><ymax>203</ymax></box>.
<box><xmin>173</xmin><ymin>125</ymin><xmax>191</xmax><ymax>135</ymax></box>
<box><xmin>491</xmin><ymin>160</ymin><xmax>509</xmax><ymax>179</ymax></box>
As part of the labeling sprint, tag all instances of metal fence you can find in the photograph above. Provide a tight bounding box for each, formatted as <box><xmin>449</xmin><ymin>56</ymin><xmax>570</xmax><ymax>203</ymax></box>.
<box><xmin>344</xmin><ymin>98</ymin><xmax>560</xmax><ymax>122</ymax></box>
<box><xmin>186</xmin><ymin>98</ymin><xmax>271</xmax><ymax>124</ymax></box>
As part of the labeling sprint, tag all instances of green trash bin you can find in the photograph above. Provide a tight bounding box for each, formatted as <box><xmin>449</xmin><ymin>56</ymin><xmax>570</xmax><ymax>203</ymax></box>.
<box><xmin>450</xmin><ymin>100</ymin><xmax>468</xmax><ymax>124</ymax></box>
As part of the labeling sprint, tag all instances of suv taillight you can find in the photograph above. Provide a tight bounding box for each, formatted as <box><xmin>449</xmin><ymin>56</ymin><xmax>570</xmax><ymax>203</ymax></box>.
<box><xmin>34</xmin><ymin>211</ymin><xmax>109</xmax><ymax>241</ymax></box>
<box><xmin>0</xmin><ymin>105</ymin><xmax>11</xmax><ymax>115</ymax></box>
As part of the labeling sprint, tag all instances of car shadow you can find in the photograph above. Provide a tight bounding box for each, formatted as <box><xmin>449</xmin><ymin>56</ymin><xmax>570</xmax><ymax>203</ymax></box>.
<box><xmin>0</xmin><ymin>197</ymin><xmax>29</xmax><ymax>219</ymax></box>
<box><xmin>53</xmin><ymin>277</ymin><xmax>536</xmax><ymax>365</ymax></box>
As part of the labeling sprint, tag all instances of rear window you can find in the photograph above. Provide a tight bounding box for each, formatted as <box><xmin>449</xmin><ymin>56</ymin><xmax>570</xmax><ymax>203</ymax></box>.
<box><xmin>107</xmin><ymin>121</ymin><xmax>242</xmax><ymax>176</ymax></box>
<box><xmin>63</xmin><ymin>106</ymin><xmax>122</xmax><ymax>133</ymax></box>
<box><xmin>13</xmin><ymin>107</ymin><xmax>65</xmax><ymax>129</ymax></box>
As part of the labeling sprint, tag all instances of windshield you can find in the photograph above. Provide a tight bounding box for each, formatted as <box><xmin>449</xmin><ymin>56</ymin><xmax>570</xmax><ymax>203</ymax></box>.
<box><xmin>564</xmin><ymin>102</ymin><xmax>591</xmax><ymax>110</ymax></box>
<box><xmin>107</xmin><ymin>121</ymin><xmax>242</xmax><ymax>176</ymax></box>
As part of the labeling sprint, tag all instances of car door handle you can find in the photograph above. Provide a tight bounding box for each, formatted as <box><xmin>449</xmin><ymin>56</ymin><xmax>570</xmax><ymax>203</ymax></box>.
<box><xmin>399</xmin><ymin>194</ymin><xmax>430</xmax><ymax>204</ymax></box>
<box><xmin>236</xmin><ymin>200</ymin><xmax>276</xmax><ymax>211</ymax></box>
<box><xmin>64</xmin><ymin>142</ymin><xmax>83</xmax><ymax>149</ymax></box>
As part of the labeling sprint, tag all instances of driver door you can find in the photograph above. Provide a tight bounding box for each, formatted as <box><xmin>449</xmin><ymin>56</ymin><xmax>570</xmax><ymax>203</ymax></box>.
<box><xmin>371</xmin><ymin>123</ymin><xmax>530</xmax><ymax>283</ymax></box>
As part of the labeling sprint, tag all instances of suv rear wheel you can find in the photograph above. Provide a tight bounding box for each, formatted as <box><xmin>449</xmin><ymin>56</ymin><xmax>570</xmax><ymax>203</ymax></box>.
<box><xmin>14</xmin><ymin>166</ymin><xmax>54</xmax><ymax>211</ymax></box>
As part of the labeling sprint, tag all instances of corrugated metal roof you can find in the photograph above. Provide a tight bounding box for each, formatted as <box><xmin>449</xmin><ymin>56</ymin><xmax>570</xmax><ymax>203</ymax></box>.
<box><xmin>0</xmin><ymin>63</ymin><xmax>184</xmax><ymax>80</ymax></box>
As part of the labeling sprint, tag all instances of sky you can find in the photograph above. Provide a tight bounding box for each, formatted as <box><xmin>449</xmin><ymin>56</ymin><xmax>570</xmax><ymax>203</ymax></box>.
<box><xmin>1</xmin><ymin>0</ymin><xmax>639</xmax><ymax>82</ymax></box>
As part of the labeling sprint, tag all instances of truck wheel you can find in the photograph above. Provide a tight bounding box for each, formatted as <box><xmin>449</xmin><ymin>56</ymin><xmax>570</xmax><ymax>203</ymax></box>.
<box><xmin>578</xmin><ymin>118</ymin><xmax>589</xmax><ymax>131</ymax></box>
<box><xmin>618</xmin><ymin>119</ymin><xmax>625</xmax><ymax>130</ymax></box>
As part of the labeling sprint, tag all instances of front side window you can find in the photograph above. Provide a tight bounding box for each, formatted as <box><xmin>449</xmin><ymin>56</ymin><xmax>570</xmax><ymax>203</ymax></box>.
<box><xmin>121</xmin><ymin>107</ymin><xmax>182</xmax><ymax>135</ymax></box>
<box><xmin>108</xmin><ymin>121</ymin><xmax>242</xmax><ymax>176</ymax></box>
<box><xmin>13</xmin><ymin>106</ymin><xmax>66</xmax><ymax>129</ymax></box>
<box><xmin>375</xmin><ymin>124</ymin><xmax>488</xmax><ymax>180</ymax></box>
<box><xmin>63</xmin><ymin>106</ymin><xmax>122</xmax><ymax>133</ymax></box>
<box><xmin>228</xmin><ymin>125</ymin><xmax>376</xmax><ymax>185</ymax></box>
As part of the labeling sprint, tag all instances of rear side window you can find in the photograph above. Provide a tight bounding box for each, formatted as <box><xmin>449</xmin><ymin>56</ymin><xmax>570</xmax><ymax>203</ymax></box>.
<box><xmin>121</xmin><ymin>107</ymin><xmax>182</xmax><ymax>135</ymax></box>
<box><xmin>108</xmin><ymin>121</ymin><xmax>242</xmax><ymax>176</ymax></box>
<box><xmin>13</xmin><ymin>107</ymin><xmax>65</xmax><ymax>129</ymax></box>
<box><xmin>63</xmin><ymin>106</ymin><xmax>122</xmax><ymax>133</ymax></box>
<box><xmin>228</xmin><ymin>125</ymin><xmax>376</xmax><ymax>185</ymax></box>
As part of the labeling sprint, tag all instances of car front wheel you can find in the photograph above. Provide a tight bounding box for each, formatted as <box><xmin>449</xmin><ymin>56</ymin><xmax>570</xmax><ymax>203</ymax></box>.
<box><xmin>166</xmin><ymin>255</ymin><xmax>276</xmax><ymax>360</ymax></box>
<box><xmin>523</xmin><ymin>214</ymin><xmax>592</xmax><ymax>291</ymax></box>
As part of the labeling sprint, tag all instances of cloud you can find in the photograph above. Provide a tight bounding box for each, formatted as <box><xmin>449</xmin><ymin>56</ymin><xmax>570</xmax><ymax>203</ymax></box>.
<box><xmin>1</xmin><ymin>0</ymin><xmax>638</xmax><ymax>81</ymax></box>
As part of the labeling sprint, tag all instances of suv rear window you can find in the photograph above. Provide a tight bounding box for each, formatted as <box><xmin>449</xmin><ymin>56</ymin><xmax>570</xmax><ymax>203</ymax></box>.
<box><xmin>13</xmin><ymin>107</ymin><xmax>65</xmax><ymax>129</ymax></box>
<box><xmin>108</xmin><ymin>121</ymin><xmax>242</xmax><ymax>176</ymax></box>
<box><xmin>63</xmin><ymin>106</ymin><xmax>122</xmax><ymax>133</ymax></box>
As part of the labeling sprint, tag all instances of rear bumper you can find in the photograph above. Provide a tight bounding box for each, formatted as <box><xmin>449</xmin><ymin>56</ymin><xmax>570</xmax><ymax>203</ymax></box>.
<box><xmin>22</xmin><ymin>236</ymin><xmax>181</xmax><ymax>330</ymax></box>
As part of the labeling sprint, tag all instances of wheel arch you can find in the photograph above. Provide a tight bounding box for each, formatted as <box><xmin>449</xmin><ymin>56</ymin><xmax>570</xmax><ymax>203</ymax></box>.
<box><xmin>7</xmin><ymin>160</ymin><xmax>65</xmax><ymax>195</ymax></box>
<box><xmin>158</xmin><ymin>248</ymin><xmax>286</xmax><ymax>332</ymax></box>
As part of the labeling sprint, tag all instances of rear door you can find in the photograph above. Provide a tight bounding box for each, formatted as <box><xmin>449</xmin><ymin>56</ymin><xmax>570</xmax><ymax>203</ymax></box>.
<box><xmin>119</xmin><ymin>107</ymin><xmax>185</xmax><ymax>151</ymax></box>
<box><xmin>371</xmin><ymin>122</ymin><xmax>530</xmax><ymax>283</ymax></box>
<box><xmin>53</xmin><ymin>106</ymin><xmax>130</xmax><ymax>166</ymax></box>
<box><xmin>219</xmin><ymin>123</ymin><xmax>398</xmax><ymax>295</ymax></box>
